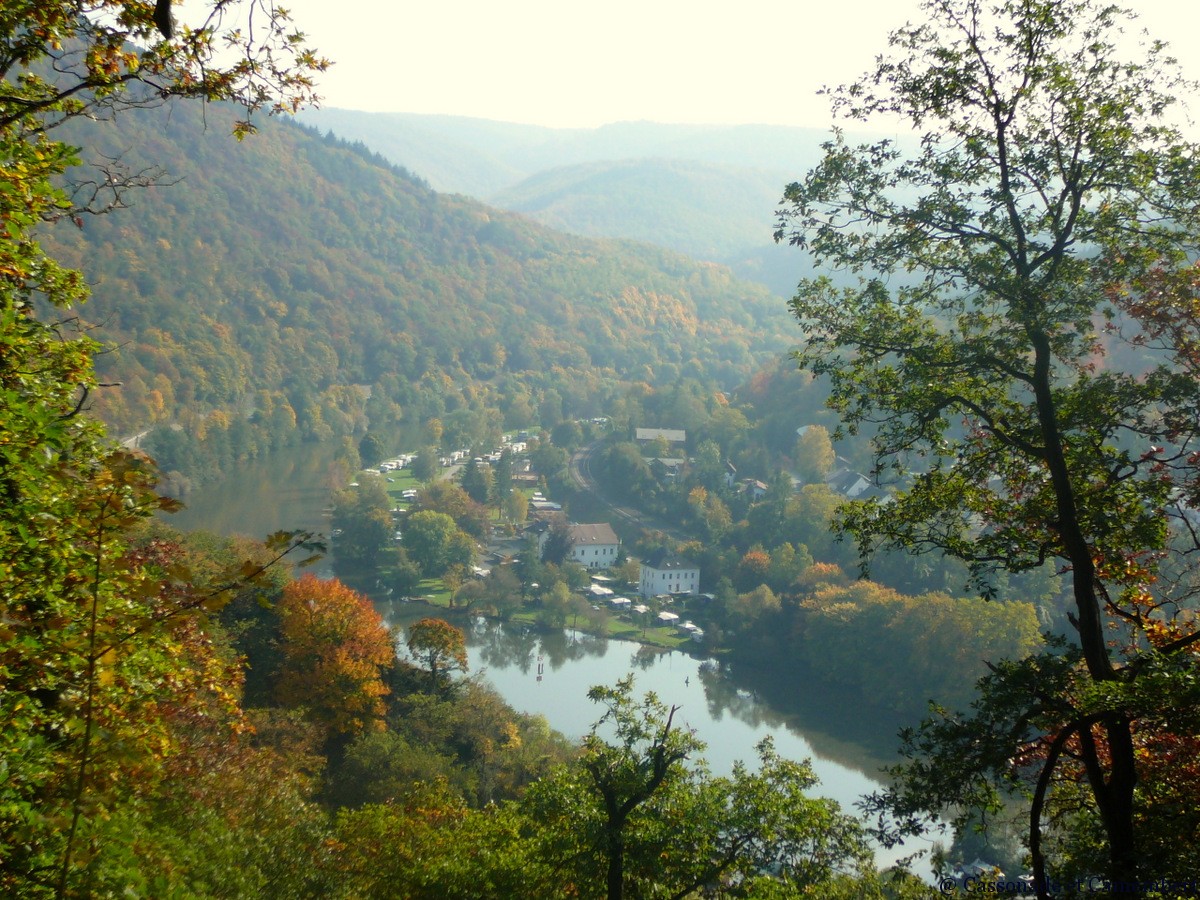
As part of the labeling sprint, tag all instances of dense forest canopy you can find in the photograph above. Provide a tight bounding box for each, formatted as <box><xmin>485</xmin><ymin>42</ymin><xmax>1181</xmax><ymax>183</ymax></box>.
<box><xmin>293</xmin><ymin>111</ymin><xmax>853</xmax><ymax>297</ymax></box>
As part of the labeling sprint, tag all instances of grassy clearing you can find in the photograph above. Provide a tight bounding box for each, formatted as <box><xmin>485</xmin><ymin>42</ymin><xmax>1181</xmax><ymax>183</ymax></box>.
<box><xmin>604</xmin><ymin>617</ymin><xmax>693</xmax><ymax>650</ymax></box>
<box><xmin>413</xmin><ymin>578</ymin><xmax>453</xmax><ymax>608</ymax></box>
<box><xmin>378</xmin><ymin>468</ymin><xmax>421</xmax><ymax>504</ymax></box>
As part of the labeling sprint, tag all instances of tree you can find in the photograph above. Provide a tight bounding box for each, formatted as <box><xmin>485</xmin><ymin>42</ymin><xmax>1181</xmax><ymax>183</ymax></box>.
<box><xmin>514</xmin><ymin>535</ymin><xmax>546</xmax><ymax>591</ymax></box>
<box><xmin>405</xmin><ymin>618</ymin><xmax>468</xmax><ymax>693</ymax></box>
<box><xmin>330</xmin><ymin>785</ymin><xmax>541</xmax><ymax>898</ymax></box>
<box><xmin>540</xmin><ymin>517</ymin><xmax>576</xmax><ymax>566</ymax></box>
<box><xmin>613</xmin><ymin>558</ymin><xmax>642</xmax><ymax>589</ymax></box>
<box><xmin>735</xmin><ymin>548</ymin><xmax>772</xmax><ymax>593</ymax></box>
<box><xmin>402</xmin><ymin>510</ymin><xmax>474</xmax><ymax>578</ymax></box>
<box><xmin>358</xmin><ymin>432</ymin><xmax>386</xmax><ymax>468</ymax></box>
<box><xmin>391</xmin><ymin>549</ymin><xmax>424</xmax><ymax>599</ymax></box>
<box><xmin>331</xmin><ymin>477</ymin><xmax>394</xmax><ymax>571</ymax></box>
<box><xmin>418</xmin><ymin>480</ymin><xmax>490</xmax><ymax>538</ymax></box>
<box><xmin>0</xmin><ymin>0</ymin><xmax>325</xmax><ymax>141</ymax></box>
<box><xmin>482</xmin><ymin>566</ymin><xmax>525</xmax><ymax>620</ymax></box>
<box><xmin>732</xmin><ymin>584</ymin><xmax>782</xmax><ymax>634</ymax></box>
<box><xmin>539</xmin><ymin>389</ymin><xmax>564</xmax><ymax>429</ymax></box>
<box><xmin>423</xmin><ymin>417</ymin><xmax>444</xmax><ymax>447</ymax></box>
<box><xmin>601</xmin><ymin>442</ymin><xmax>655</xmax><ymax>503</ymax></box>
<box><xmin>794</xmin><ymin>424</ymin><xmax>835</xmax><ymax>484</ymax></box>
<box><xmin>502</xmin><ymin>489</ymin><xmax>529</xmax><ymax>527</ymax></box>
<box><xmin>537</xmin><ymin>581</ymin><xmax>574</xmax><ymax>628</ymax></box>
<box><xmin>326</xmin><ymin>730</ymin><xmax>458</xmax><ymax>809</ymax></box>
<box><xmin>521</xmin><ymin>678</ymin><xmax>881</xmax><ymax>900</ymax></box>
<box><xmin>530</xmin><ymin>439</ymin><xmax>569</xmax><ymax>482</ymax></box>
<box><xmin>699</xmin><ymin>405</ymin><xmax>750</xmax><ymax>457</ymax></box>
<box><xmin>796</xmin><ymin>580</ymin><xmax>1041</xmax><ymax>717</ymax></box>
<box><xmin>91</xmin><ymin>701</ymin><xmax>335</xmax><ymax>898</ymax></box>
<box><xmin>452</xmin><ymin>577</ymin><xmax>488</xmax><ymax>612</ymax></box>
<box><xmin>274</xmin><ymin>575</ymin><xmax>395</xmax><ymax>741</ymax></box>
<box><xmin>550</xmin><ymin>418</ymin><xmax>583</xmax><ymax>450</ymax></box>
<box><xmin>688</xmin><ymin>485</ymin><xmax>732</xmax><ymax>540</ymax></box>
<box><xmin>767</xmin><ymin>542</ymin><xmax>812</xmax><ymax>593</ymax></box>
<box><xmin>689</xmin><ymin>438</ymin><xmax>727</xmax><ymax>492</ymax></box>
<box><xmin>1</xmin><ymin>4</ymin><xmax>324</xmax><ymax>892</ymax></box>
<box><xmin>459</xmin><ymin>458</ymin><xmax>493</xmax><ymax>505</ymax></box>
<box><xmin>571</xmin><ymin>679</ymin><xmax>701</xmax><ymax>900</ymax></box>
<box><xmin>492</xmin><ymin>449</ymin><xmax>514</xmax><ymax>505</ymax></box>
<box><xmin>646</xmin><ymin>435</ymin><xmax>671</xmax><ymax>459</ymax></box>
<box><xmin>412</xmin><ymin>446</ymin><xmax>439</xmax><ymax>483</ymax></box>
<box><xmin>776</xmin><ymin>0</ymin><xmax>1200</xmax><ymax>886</ymax></box>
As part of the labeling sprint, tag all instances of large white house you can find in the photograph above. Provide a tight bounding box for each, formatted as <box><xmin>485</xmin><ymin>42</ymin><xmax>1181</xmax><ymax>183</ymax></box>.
<box><xmin>639</xmin><ymin>549</ymin><xmax>700</xmax><ymax>598</ymax></box>
<box><xmin>567</xmin><ymin>523</ymin><xmax>621</xmax><ymax>570</ymax></box>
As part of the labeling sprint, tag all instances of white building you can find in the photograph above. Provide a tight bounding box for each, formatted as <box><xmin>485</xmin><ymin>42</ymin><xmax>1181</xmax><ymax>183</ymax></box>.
<box><xmin>639</xmin><ymin>549</ymin><xmax>700</xmax><ymax>598</ymax></box>
<box><xmin>567</xmin><ymin>523</ymin><xmax>621</xmax><ymax>570</ymax></box>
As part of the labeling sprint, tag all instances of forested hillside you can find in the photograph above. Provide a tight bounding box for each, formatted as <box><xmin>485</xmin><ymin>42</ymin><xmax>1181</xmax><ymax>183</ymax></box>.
<box><xmin>296</xmin><ymin>111</ymin><xmax>840</xmax><ymax>295</ymax></box>
<box><xmin>2</xmin><ymin>8</ymin><xmax>929</xmax><ymax>893</ymax></box>
<box><xmin>41</xmin><ymin>102</ymin><xmax>797</xmax><ymax>484</ymax></box>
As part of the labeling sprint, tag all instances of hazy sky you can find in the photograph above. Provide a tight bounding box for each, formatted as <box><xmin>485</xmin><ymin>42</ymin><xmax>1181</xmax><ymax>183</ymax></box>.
<box><xmin>278</xmin><ymin>0</ymin><xmax>1200</xmax><ymax>130</ymax></box>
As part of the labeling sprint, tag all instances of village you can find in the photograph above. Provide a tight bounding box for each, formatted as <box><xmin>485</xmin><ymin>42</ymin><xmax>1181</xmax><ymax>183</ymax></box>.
<box><xmin>334</xmin><ymin>421</ymin><xmax>880</xmax><ymax>653</ymax></box>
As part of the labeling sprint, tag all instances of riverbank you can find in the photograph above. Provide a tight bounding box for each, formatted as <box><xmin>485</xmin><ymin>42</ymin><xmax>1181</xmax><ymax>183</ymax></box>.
<box><xmin>376</xmin><ymin>604</ymin><xmax>934</xmax><ymax>877</ymax></box>
<box><xmin>362</xmin><ymin>575</ymin><xmax>705</xmax><ymax>655</ymax></box>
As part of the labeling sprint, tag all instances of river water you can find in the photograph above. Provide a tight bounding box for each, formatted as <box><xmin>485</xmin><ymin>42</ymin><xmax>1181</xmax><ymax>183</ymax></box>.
<box><xmin>379</xmin><ymin>601</ymin><xmax>941</xmax><ymax>872</ymax></box>
<box><xmin>165</xmin><ymin>440</ymin><xmax>345</xmax><ymax>577</ymax></box>
<box><xmin>168</xmin><ymin>440</ymin><xmax>943</xmax><ymax>872</ymax></box>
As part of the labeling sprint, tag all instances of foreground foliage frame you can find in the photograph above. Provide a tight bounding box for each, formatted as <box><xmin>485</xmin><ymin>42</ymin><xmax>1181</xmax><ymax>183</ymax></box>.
<box><xmin>776</xmin><ymin>0</ymin><xmax>1200</xmax><ymax>887</ymax></box>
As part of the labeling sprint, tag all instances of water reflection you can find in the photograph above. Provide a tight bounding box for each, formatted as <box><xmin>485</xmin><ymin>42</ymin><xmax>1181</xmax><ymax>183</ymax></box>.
<box><xmin>629</xmin><ymin>645</ymin><xmax>662</xmax><ymax>671</ymax></box>
<box><xmin>545</xmin><ymin>627</ymin><xmax>609</xmax><ymax>668</ymax></box>
<box><xmin>473</xmin><ymin>621</ymin><xmax>539</xmax><ymax>673</ymax></box>
<box><xmin>696</xmin><ymin>661</ymin><xmax>765</xmax><ymax>727</ymax></box>
<box><xmin>164</xmin><ymin>440</ymin><xmax>346</xmax><ymax>578</ymax></box>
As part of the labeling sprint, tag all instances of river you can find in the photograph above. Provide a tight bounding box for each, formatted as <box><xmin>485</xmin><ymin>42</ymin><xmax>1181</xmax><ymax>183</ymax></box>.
<box><xmin>164</xmin><ymin>440</ymin><xmax>345</xmax><ymax>577</ymax></box>
<box><xmin>168</xmin><ymin>440</ymin><xmax>944</xmax><ymax>873</ymax></box>
<box><xmin>378</xmin><ymin>601</ymin><xmax>942</xmax><ymax>872</ymax></box>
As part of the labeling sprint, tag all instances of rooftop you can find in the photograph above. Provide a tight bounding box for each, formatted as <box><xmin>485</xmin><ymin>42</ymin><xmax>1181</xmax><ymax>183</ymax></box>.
<box><xmin>570</xmin><ymin>522</ymin><xmax>620</xmax><ymax>545</ymax></box>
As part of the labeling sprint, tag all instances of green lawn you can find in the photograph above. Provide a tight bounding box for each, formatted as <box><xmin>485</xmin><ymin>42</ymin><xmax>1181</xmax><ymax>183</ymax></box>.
<box><xmin>379</xmin><ymin>468</ymin><xmax>421</xmax><ymax>503</ymax></box>
<box><xmin>415</xmin><ymin>577</ymin><xmax>453</xmax><ymax>608</ymax></box>
<box><xmin>604</xmin><ymin>617</ymin><xmax>693</xmax><ymax>650</ymax></box>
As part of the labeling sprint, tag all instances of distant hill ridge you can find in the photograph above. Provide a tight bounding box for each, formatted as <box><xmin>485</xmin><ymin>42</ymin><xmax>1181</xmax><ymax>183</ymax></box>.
<box><xmin>296</xmin><ymin>110</ymin><xmax>837</xmax><ymax>194</ymax></box>
<box><xmin>295</xmin><ymin>110</ymin><xmax>870</xmax><ymax>295</ymax></box>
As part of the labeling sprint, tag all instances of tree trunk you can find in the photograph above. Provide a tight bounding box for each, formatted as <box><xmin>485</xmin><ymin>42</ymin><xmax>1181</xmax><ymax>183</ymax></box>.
<box><xmin>606</xmin><ymin>834</ymin><xmax>624</xmax><ymax>900</ymax></box>
<box><xmin>1030</xmin><ymin>327</ymin><xmax>1138</xmax><ymax>880</ymax></box>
